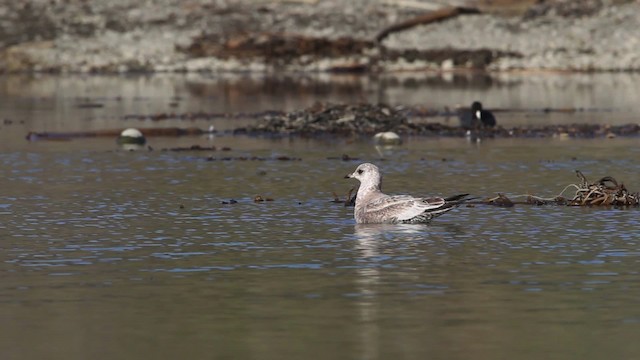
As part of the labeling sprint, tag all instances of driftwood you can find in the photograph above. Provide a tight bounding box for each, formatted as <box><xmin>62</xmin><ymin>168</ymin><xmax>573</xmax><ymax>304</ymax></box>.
<box><xmin>485</xmin><ymin>193</ymin><xmax>515</xmax><ymax>207</ymax></box>
<box><xmin>375</xmin><ymin>6</ymin><xmax>481</xmax><ymax>43</ymax></box>
<box><xmin>25</xmin><ymin>127</ymin><xmax>206</xmax><ymax>141</ymax></box>
<box><xmin>381</xmin><ymin>0</ymin><xmax>443</xmax><ymax>11</ymax></box>
<box><xmin>568</xmin><ymin>170</ymin><xmax>638</xmax><ymax>206</ymax></box>
<box><xmin>479</xmin><ymin>170</ymin><xmax>639</xmax><ymax>207</ymax></box>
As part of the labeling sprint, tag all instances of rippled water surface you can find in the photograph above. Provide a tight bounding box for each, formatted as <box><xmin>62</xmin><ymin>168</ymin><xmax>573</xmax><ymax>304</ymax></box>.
<box><xmin>1</xmin><ymin>74</ymin><xmax>640</xmax><ymax>360</ymax></box>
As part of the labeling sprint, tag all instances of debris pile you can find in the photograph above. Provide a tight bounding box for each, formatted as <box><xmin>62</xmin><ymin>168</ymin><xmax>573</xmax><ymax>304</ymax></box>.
<box><xmin>240</xmin><ymin>102</ymin><xmax>456</xmax><ymax>136</ymax></box>
<box><xmin>237</xmin><ymin>102</ymin><xmax>640</xmax><ymax>138</ymax></box>
<box><xmin>567</xmin><ymin>170</ymin><xmax>639</xmax><ymax>206</ymax></box>
<box><xmin>483</xmin><ymin>170</ymin><xmax>640</xmax><ymax>207</ymax></box>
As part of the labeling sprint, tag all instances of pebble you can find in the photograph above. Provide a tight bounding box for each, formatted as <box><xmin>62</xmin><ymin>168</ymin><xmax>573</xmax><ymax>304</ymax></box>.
<box><xmin>373</xmin><ymin>131</ymin><xmax>402</xmax><ymax>145</ymax></box>
<box><xmin>117</xmin><ymin>128</ymin><xmax>146</xmax><ymax>145</ymax></box>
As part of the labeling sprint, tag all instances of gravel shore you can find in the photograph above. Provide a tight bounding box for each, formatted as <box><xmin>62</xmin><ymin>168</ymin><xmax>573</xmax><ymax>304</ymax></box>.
<box><xmin>0</xmin><ymin>0</ymin><xmax>638</xmax><ymax>73</ymax></box>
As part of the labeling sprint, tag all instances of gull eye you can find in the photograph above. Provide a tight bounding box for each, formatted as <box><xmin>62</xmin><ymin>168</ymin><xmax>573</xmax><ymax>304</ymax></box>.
<box><xmin>357</xmin><ymin>169</ymin><xmax>364</xmax><ymax>175</ymax></box>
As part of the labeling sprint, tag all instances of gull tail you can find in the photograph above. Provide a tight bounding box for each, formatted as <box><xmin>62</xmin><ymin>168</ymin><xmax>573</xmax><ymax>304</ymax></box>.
<box><xmin>428</xmin><ymin>194</ymin><xmax>475</xmax><ymax>218</ymax></box>
<box><xmin>444</xmin><ymin>193</ymin><xmax>477</xmax><ymax>205</ymax></box>
<box><xmin>404</xmin><ymin>194</ymin><xmax>475</xmax><ymax>223</ymax></box>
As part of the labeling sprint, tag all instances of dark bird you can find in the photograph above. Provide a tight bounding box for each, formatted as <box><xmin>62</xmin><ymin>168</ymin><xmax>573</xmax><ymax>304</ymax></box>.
<box><xmin>458</xmin><ymin>101</ymin><xmax>497</xmax><ymax>129</ymax></box>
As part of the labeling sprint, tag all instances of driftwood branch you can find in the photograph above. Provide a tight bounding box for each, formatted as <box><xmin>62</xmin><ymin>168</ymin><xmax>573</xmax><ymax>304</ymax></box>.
<box><xmin>479</xmin><ymin>171</ymin><xmax>639</xmax><ymax>207</ymax></box>
<box><xmin>375</xmin><ymin>6</ymin><xmax>481</xmax><ymax>43</ymax></box>
<box><xmin>381</xmin><ymin>0</ymin><xmax>443</xmax><ymax>11</ymax></box>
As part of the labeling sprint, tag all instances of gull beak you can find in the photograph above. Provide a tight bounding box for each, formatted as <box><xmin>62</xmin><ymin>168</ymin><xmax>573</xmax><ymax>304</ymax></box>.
<box><xmin>344</xmin><ymin>172</ymin><xmax>353</xmax><ymax>179</ymax></box>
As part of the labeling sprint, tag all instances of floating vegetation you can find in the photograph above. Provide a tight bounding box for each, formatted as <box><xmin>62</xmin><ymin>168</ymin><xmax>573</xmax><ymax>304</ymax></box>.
<box><xmin>567</xmin><ymin>170</ymin><xmax>638</xmax><ymax>206</ymax></box>
<box><xmin>162</xmin><ymin>145</ymin><xmax>219</xmax><ymax>152</ymax></box>
<box><xmin>206</xmin><ymin>156</ymin><xmax>301</xmax><ymax>161</ymax></box>
<box><xmin>484</xmin><ymin>193</ymin><xmax>515</xmax><ymax>207</ymax></box>
<box><xmin>479</xmin><ymin>170</ymin><xmax>639</xmax><ymax>207</ymax></box>
<box><xmin>327</xmin><ymin>154</ymin><xmax>360</xmax><ymax>161</ymax></box>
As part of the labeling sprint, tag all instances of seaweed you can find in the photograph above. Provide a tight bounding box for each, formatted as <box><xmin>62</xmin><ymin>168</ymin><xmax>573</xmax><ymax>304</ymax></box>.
<box><xmin>483</xmin><ymin>170</ymin><xmax>639</xmax><ymax>207</ymax></box>
<box><xmin>568</xmin><ymin>170</ymin><xmax>638</xmax><ymax>206</ymax></box>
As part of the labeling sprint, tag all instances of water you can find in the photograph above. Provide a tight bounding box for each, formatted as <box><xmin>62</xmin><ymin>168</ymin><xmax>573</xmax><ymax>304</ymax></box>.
<box><xmin>1</xmin><ymin>73</ymin><xmax>640</xmax><ymax>360</ymax></box>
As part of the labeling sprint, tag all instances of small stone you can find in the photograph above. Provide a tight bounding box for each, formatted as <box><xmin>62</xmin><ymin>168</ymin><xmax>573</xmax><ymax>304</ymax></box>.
<box><xmin>117</xmin><ymin>128</ymin><xmax>146</xmax><ymax>145</ymax></box>
<box><xmin>441</xmin><ymin>59</ymin><xmax>454</xmax><ymax>70</ymax></box>
<box><xmin>373</xmin><ymin>131</ymin><xmax>402</xmax><ymax>145</ymax></box>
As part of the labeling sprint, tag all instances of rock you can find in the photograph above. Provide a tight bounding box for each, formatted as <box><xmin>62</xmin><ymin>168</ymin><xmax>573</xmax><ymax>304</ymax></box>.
<box><xmin>373</xmin><ymin>131</ymin><xmax>402</xmax><ymax>145</ymax></box>
<box><xmin>117</xmin><ymin>128</ymin><xmax>146</xmax><ymax>145</ymax></box>
<box><xmin>441</xmin><ymin>58</ymin><xmax>454</xmax><ymax>70</ymax></box>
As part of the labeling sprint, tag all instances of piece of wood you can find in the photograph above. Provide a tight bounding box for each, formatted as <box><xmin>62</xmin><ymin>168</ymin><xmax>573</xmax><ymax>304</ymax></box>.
<box><xmin>25</xmin><ymin>127</ymin><xmax>205</xmax><ymax>141</ymax></box>
<box><xmin>381</xmin><ymin>0</ymin><xmax>442</xmax><ymax>11</ymax></box>
<box><xmin>375</xmin><ymin>6</ymin><xmax>481</xmax><ymax>43</ymax></box>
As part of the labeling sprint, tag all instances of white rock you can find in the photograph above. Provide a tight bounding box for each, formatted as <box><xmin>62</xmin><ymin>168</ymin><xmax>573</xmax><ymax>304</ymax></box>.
<box><xmin>118</xmin><ymin>128</ymin><xmax>146</xmax><ymax>145</ymax></box>
<box><xmin>121</xmin><ymin>128</ymin><xmax>143</xmax><ymax>138</ymax></box>
<box><xmin>441</xmin><ymin>59</ymin><xmax>454</xmax><ymax>71</ymax></box>
<box><xmin>373</xmin><ymin>131</ymin><xmax>402</xmax><ymax>145</ymax></box>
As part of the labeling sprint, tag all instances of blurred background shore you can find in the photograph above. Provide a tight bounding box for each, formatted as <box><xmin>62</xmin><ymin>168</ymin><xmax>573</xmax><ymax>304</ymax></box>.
<box><xmin>0</xmin><ymin>0</ymin><xmax>638</xmax><ymax>73</ymax></box>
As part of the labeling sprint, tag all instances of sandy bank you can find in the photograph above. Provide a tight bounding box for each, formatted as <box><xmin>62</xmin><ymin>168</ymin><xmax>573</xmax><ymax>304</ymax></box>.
<box><xmin>0</xmin><ymin>0</ymin><xmax>637</xmax><ymax>73</ymax></box>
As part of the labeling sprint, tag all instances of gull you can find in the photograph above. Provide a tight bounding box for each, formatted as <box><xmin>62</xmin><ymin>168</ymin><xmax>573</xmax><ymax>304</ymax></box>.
<box><xmin>344</xmin><ymin>163</ymin><xmax>471</xmax><ymax>224</ymax></box>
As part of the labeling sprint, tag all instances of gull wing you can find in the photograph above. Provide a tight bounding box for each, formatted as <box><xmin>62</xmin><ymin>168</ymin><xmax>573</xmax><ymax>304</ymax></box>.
<box><xmin>363</xmin><ymin>195</ymin><xmax>448</xmax><ymax>223</ymax></box>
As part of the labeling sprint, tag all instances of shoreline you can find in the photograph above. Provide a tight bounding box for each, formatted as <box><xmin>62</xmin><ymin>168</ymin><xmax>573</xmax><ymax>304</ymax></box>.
<box><xmin>1</xmin><ymin>1</ymin><xmax>638</xmax><ymax>74</ymax></box>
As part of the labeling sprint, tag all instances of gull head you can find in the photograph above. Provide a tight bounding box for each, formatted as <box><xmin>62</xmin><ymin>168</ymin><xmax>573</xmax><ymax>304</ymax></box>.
<box><xmin>345</xmin><ymin>163</ymin><xmax>382</xmax><ymax>188</ymax></box>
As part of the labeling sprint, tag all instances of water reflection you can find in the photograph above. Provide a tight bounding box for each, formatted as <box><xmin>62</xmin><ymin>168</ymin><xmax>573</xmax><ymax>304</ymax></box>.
<box><xmin>373</xmin><ymin>144</ymin><xmax>406</xmax><ymax>158</ymax></box>
<box><xmin>352</xmin><ymin>222</ymin><xmax>467</xmax><ymax>360</ymax></box>
<box><xmin>352</xmin><ymin>225</ymin><xmax>388</xmax><ymax>360</ymax></box>
<box><xmin>119</xmin><ymin>143</ymin><xmax>146</xmax><ymax>151</ymax></box>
